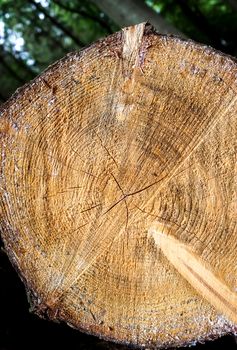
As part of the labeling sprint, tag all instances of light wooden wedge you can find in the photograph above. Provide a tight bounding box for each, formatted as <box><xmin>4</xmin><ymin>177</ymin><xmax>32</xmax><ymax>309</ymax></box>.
<box><xmin>0</xmin><ymin>23</ymin><xmax>237</xmax><ymax>348</ymax></box>
<box><xmin>149</xmin><ymin>223</ymin><xmax>237</xmax><ymax>325</ymax></box>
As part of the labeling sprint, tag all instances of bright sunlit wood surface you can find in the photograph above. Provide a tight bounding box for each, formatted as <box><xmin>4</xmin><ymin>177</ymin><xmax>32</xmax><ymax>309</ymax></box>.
<box><xmin>0</xmin><ymin>23</ymin><xmax>236</xmax><ymax>348</ymax></box>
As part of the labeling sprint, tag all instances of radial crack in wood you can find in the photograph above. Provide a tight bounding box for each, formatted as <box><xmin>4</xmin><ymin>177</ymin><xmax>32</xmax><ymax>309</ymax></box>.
<box><xmin>0</xmin><ymin>23</ymin><xmax>237</xmax><ymax>349</ymax></box>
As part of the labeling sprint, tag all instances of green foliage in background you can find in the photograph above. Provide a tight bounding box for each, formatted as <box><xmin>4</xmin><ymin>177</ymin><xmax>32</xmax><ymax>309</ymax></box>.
<box><xmin>0</xmin><ymin>0</ymin><xmax>237</xmax><ymax>102</ymax></box>
<box><xmin>148</xmin><ymin>0</ymin><xmax>237</xmax><ymax>53</ymax></box>
<box><xmin>0</xmin><ymin>0</ymin><xmax>118</xmax><ymax>100</ymax></box>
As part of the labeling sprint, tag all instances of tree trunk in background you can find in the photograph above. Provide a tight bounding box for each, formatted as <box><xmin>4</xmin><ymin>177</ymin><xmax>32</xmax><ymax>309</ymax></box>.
<box><xmin>91</xmin><ymin>0</ymin><xmax>187</xmax><ymax>38</ymax></box>
<box><xmin>227</xmin><ymin>0</ymin><xmax>237</xmax><ymax>11</ymax></box>
<box><xmin>29</xmin><ymin>0</ymin><xmax>84</xmax><ymax>47</ymax></box>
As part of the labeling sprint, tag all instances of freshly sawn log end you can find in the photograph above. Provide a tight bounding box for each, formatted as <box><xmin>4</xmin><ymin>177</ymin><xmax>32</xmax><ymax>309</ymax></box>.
<box><xmin>0</xmin><ymin>23</ymin><xmax>236</xmax><ymax>348</ymax></box>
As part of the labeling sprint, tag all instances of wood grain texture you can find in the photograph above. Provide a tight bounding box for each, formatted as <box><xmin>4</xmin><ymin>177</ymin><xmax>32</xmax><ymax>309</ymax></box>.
<box><xmin>149</xmin><ymin>225</ymin><xmax>237</xmax><ymax>324</ymax></box>
<box><xmin>0</xmin><ymin>23</ymin><xmax>236</xmax><ymax>348</ymax></box>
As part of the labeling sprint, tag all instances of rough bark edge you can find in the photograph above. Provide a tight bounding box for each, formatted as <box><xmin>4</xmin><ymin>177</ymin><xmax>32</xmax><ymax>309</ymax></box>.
<box><xmin>1</xmin><ymin>22</ymin><xmax>237</xmax><ymax>349</ymax></box>
<box><xmin>1</xmin><ymin>22</ymin><xmax>237</xmax><ymax>116</ymax></box>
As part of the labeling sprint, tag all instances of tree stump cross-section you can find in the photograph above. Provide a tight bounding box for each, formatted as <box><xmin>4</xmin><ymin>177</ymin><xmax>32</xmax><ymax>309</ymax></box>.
<box><xmin>0</xmin><ymin>23</ymin><xmax>237</xmax><ymax>348</ymax></box>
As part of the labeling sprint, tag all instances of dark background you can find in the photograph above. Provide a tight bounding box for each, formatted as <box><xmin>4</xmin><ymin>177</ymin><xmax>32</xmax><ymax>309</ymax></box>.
<box><xmin>0</xmin><ymin>0</ymin><xmax>237</xmax><ymax>349</ymax></box>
